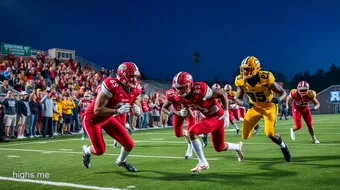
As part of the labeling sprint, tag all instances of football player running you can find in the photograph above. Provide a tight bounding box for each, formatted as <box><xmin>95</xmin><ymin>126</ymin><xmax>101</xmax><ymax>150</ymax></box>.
<box><xmin>223</xmin><ymin>84</ymin><xmax>241</xmax><ymax>134</ymax></box>
<box><xmin>235</xmin><ymin>56</ymin><xmax>292</xmax><ymax>162</ymax></box>
<box><xmin>81</xmin><ymin>62</ymin><xmax>142</xmax><ymax>172</ymax></box>
<box><xmin>162</xmin><ymin>89</ymin><xmax>208</xmax><ymax>159</ymax></box>
<box><xmin>172</xmin><ymin>72</ymin><xmax>244</xmax><ymax>173</ymax></box>
<box><xmin>286</xmin><ymin>81</ymin><xmax>320</xmax><ymax>143</ymax></box>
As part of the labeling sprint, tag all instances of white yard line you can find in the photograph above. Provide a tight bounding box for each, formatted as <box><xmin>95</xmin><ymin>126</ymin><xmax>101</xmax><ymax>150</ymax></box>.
<box><xmin>0</xmin><ymin>147</ymin><xmax>219</xmax><ymax>160</ymax></box>
<box><xmin>0</xmin><ymin>176</ymin><xmax>125</xmax><ymax>190</ymax></box>
<box><xmin>0</xmin><ymin>139</ymin><xmax>79</xmax><ymax>147</ymax></box>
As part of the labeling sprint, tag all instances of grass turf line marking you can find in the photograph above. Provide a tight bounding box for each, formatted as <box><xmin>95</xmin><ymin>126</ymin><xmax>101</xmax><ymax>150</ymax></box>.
<box><xmin>0</xmin><ymin>148</ymin><xmax>219</xmax><ymax>160</ymax></box>
<box><xmin>6</xmin><ymin>155</ymin><xmax>20</xmax><ymax>158</ymax></box>
<box><xmin>0</xmin><ymin>176</ymin><xmax>125</xmax><ymax>190</ymax></box>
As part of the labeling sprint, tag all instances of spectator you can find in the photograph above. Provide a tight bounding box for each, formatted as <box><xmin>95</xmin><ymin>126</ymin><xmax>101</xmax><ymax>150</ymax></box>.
<box><xmin>3</xmin><ymin>67</ymin><xmax>11</xmax><ymax>80</ymax></box>
<box><xmin>51</xmin><ymin>93</ymin><xmax>61</xmax><ymax>136</ymax></box>
<box><xmin>40</xmin><ymin>88</ymin><xmax>54</xmax><ymax>140</ymax></box>
<box><xmin>62</xmin><ymin>93</ymin><xmax>75</xmax><ymax>135</ymax></box>
<box><xmin>17</xmin><ymin>91</ymin><xmax>30</xmax><ymax>139</ymax></box>
<box><xmin>1</xmin><ymin>91</ymin><xmax>18</xmax><ymax>139</ymax></box>
<box><xmin>29</xmin><ymin>92</ymin><xmax>41</xmax><ymax>138</ymax></box>
<box><xmin>0</xmin><ymin>79</ymin><xmax>10</xmax><ymax>93</ymax></box>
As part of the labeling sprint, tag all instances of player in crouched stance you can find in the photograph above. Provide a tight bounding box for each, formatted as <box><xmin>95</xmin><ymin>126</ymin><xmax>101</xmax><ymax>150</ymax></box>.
<box><xmin>81</xmin><ymin>62</ymin><xmax>142</xmax><ymax>172</ymax></box>
<box><xmin>235</xmin><ymin>56</ymin><xmax>291</xmax><ymax>162</ymax></box>
<box><xmin>162</xmin><ymin>89</ymin><xmax>208</xmax><ymax>160</ymax></box>
<box><xmin>172</xmin><ymin>72</ymin><xmax>244</xmax><ymax>173</ymax></box>
<box><xmin>286</xmin><ymin>81</ymin><xmax>320</xmax><ymax>143</ymax></box>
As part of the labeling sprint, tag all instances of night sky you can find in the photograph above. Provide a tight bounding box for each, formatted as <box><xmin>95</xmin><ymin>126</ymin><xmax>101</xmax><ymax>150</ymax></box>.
<box><xmin>1</xmin><ymin>0</ymin><xmax>340</xmax><ymax>82</ymax></box>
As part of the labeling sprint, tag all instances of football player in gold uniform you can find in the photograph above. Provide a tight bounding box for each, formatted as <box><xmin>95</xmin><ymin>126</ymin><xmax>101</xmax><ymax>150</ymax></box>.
<box><xmin>234</xmin><ymin>56</ymin><xmax>292</xmax><ymax>162</ymax></box>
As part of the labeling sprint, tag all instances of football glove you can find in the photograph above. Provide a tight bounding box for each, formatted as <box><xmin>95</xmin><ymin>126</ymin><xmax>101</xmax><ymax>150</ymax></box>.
<box><xmin>271</xmin><ymin>97</ymin><xmax>280</xmax><ymax>104</ymax></box>
<box><xmin>242</xmin><ymin>102</ymin><xmax>254</xmax><ymax>109</ymax></box>
<box><xmin>117</xmin><ymin>104</ymin><xmax>131</xmax><ymax>115</ymax></box>
<box><xmin>179</xmin><ymin>108</ymin><xmax>188</xmax><ymax>117</ymax></box>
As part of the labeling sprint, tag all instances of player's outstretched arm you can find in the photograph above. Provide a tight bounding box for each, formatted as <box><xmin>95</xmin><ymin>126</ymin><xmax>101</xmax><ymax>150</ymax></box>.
<box><xmin>162</xmin><ymin>100</ymin><xmax>175</xmax><ymax>116</ymax></box>
<box><xmin>235</xmin><ymin>87</ymin><xmax>245</xmax><ymax>106</ymax></box>
<box><xmin>94</xmin><ymin>91</ymin><xmax>119</xmax><ymax>116</ymax></box>
<box><xmin>269</xmin><ymin>82</ymin><xmax>287</xmax><ymax>101</ymax></box>
<box><xmin>312</xmin><ymin>97</ymin><xmax>320</xmax><ymax>110</ymax></box>
<box><xmin>212</xmin><ymin>89</ymin><xmax>228</xmax><ymax>111</ymax></box>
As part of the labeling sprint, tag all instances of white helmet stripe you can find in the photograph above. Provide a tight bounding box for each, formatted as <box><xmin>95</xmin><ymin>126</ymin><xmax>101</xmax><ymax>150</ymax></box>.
<box><xmin>131</xmin><ymin>62</ymin><xmax>139</xmax><ymax>71</ymax></box>
<box><xmin>243</xmin><ymin>56</ymin><xmax>250</xmax><ymax>66</ymax></box>
<box><xmin>302</xmin><ymin>81</ymin><xmax>305</xmax><ymax>87</ymax></box>
<box><xmin>174</xmin><ymin>72</ymin><xmax>183</xmax><ymax>84</ymax></box>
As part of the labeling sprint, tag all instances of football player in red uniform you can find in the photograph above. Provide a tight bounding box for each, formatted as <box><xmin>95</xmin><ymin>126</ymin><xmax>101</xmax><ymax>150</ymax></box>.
<box><xmin>286</xmin><ymin>81</ymin><xmax>320</xmax><ymax>143</ymax></box>
<box><xmin>223</xmin><ymin>84</ymin><xmax>241</xmax><ymax>134</ymax></box>
<box><xmin>172</xmin><ymin>72</ymin><xmax>244</xmax><ymax>172</ymax></box>
<box><xmin>162</xmin><ymin>89</ymin><xmax>208</xmax><ymax>160</ymax></box>
<box><xmin>81</xmin><ymin>62</ymin><xmax>142</xmax><ymax>172</ymax></box>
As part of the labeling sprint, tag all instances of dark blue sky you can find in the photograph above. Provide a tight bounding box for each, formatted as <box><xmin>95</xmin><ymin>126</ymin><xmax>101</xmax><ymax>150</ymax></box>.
<box><xmin>1</xmin><ymin>0</ymin><xmax>340</xmax><ymax>82</ymax></box>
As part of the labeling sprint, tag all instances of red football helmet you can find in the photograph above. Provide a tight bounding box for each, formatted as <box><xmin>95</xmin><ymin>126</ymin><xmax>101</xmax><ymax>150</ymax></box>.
<box><xmin>117</xmin><ymin>62</ymin><xmax>141</xmax><ymax>88</ymax></box>
<box><xmin>172</xmin><ymin>72</ymin><xmax>193</xmax><ymax>96</ymax></box>
<box><xmin>297</xmin><ymin>81</ymin><xmax>309</xmax><ymax>96</ymax></box>
<box><xmin>224</xmin><ymin>84</ymin><xmax>232</xmax><ymax>94</ymax></box>
<box><xmin>212</xmin><ymin>83</ymin><xmax>221</xmax><ymax>90</ymax></box>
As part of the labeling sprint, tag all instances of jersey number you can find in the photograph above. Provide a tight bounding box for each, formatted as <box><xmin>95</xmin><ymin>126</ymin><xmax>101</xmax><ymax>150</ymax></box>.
<box><xmin>247</xmin><ymin>92</ymin><xmax>267</xmax><ymax>102</ymax></box>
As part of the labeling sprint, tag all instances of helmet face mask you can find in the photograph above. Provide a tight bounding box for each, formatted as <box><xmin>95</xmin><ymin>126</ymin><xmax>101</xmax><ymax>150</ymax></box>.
<box><xmin>240</xmin><ymin>56</ymin><xmax>261</xmax><ymax>79</ymax></box>
<box><xmin>172</xmin><ymin>72</ymin><xmax>193</xmax><ymax>97</ymax></box>
<box><xmin>297</xmin><ymin>81</ymin><xmax>309</xmax><ymax>96</ymax></box>
<box><xmin>117</xmin><ymin>62</ymin><xmax>141</xmax><ymax>88</ymax></box>
<box><xmin>224</xmin><ymin>84</ymin><xmax>232</xmax><ymax>94</ymax></box>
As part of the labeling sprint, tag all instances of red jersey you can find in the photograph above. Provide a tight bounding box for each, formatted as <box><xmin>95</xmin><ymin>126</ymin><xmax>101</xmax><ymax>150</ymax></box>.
<box><xmin>177</xmin><ymin>82</ymin><xmax>223</xmax><ymax>118</ymax></box>
<box><xmin>141</xmin><ymin>101</ymin><xmax>149</xmax><ymax>113</ymax></box>
<box><xmin>84</xmin><ymin>78</ymin><xmax>142</xmax><ymax>120</ymax></box>
<box><xmin>79</xmin><ymin>99</ymin><xmax>93</xmax><ymax>116</ymax></box>
<box><xmin>289</xmin><ymin>89</ymin><xmax>316</xmax><ymax>110</ymax></box>
<box><xmin>165</xmin><ymin>89</ymin><xmax>183</xmax><ymax>111</ymax></box>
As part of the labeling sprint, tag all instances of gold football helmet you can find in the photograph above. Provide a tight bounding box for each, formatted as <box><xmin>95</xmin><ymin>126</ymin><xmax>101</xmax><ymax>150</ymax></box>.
<box><xmin>240</xmin><ymin>56</ymin><xmax>261</xmax><ymax>79</ymax></box>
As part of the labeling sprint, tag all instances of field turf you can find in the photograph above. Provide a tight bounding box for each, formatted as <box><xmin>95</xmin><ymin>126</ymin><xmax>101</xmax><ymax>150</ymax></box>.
<box><xmin>0</xmin><ymin>114</ymin><xmax>339</xmax><ymax>190</ymax></box>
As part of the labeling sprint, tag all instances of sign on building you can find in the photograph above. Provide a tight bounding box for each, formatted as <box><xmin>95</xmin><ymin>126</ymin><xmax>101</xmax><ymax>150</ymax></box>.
<box><xmin>1</xmin><ymin>42</ymin><xmax>32</xmax><ymax>56</ymax></box>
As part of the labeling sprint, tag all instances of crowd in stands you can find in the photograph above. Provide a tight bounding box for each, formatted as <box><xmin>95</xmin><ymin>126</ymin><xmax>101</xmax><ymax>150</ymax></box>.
<box><xmin>0</xmin><ymin>52</ymin><xmax>173</xmax><ymax>141</ymax></box>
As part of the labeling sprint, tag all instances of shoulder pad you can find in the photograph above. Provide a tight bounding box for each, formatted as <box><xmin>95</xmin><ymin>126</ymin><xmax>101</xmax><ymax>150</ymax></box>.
<box><xmin>165</xmin><ymin>89</ymin><xmax>176</xmax><ymax>101</ymax></box>
<box><xmin>308</xmin><ymin>90</ymin><xmax>316</xmax><ymax>99</ymax></box>
<box><xmin>192</xmin><ymin>82</ymin><xmax>209</xmax><ymax>99</ymax></box>
<box><xmin>289</xmin><ymin>89</ymin><xmax>298</xmax><ymax>97</ymax></box>
<box><xmin>101</xmin><ymin>78</ymin><xmax>120</xmax><ymax>98</ymax></box>
<box><xmin>259</xmin><ymin>71</ymin><xmax>275</xmax><ymax>86</ymax></box>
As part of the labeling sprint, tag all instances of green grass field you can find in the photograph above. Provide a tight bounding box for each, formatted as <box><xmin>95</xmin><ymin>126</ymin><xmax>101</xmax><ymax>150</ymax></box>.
<box><xmin>0</xmin><ymin>114</ymin><xmax>339</xmax><ymax>190</ymax></box>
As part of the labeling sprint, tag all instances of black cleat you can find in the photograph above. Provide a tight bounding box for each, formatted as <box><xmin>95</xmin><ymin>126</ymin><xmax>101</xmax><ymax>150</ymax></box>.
<box><xmin>126</xmin><ymin>127</ymin><xmax>132</xmax><ymax>135</ymax></box>
<box><xmin>253</xmin><ymin>125</ymin><xmax>261</xmax><ymax>135</ymax></box>
<box><xmin>236</xmin><ymin>129</ymin><xmax>240</xmax><ymax>135</ymax></box>
<box><xmin>82</xmin><ymin>145</ymin><xmax>91</xmax><ymax>169</ymax></box>
<box><xmin>280</xmin><ymin>143</ymin><xmax>292</xmax><ymax>162</ymax></box>
<box><xmin>202</xmin><ymin>134</ymin><xmax>208</xmax><ymax>148</ymax></box>
<box><xmin>116</xmin><ymin>161</ymin><xmax>137</xmax><ymax>172</ymax></box>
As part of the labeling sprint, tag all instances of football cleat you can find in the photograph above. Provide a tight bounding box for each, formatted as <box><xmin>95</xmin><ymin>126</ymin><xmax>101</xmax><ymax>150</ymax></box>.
<box><xmin>236</xmin><ymin>129</ymin><xmax>240</xmax><ymax>135</ymax></box>
<box><xmin>236</xmin><ymin>142</ymin><xmax>244</xmax><ymax>162</ymax></box>
<box><xmin>116</xmin><ymin>161</ymin><xmax>138</xmax><ymax>172</ymax></box>
<box><xmin>280</xmin><ymin>143</ymin><xmax>292</xmax><ymax>162</ymax></box>
<box><xmin>290</xmin><ymin>128</ymin><xmax>295</xmax><ymax>141</ymax></box>
<box><xmin>312</xmin><ymin>138</ymin><xmax>320</xmax><ymax>144</ymax></box>
<box><xmin>184</xmin><ymin>154</ymin><xmax>192</xmax><ymax>160</ymax></box>
<box><xmin>113</xmin><ymin>140</ymin><xmax>118</xmax><ymax>148</ymax></box>
<box><xmin>202</xmin><ymin>134</ymin><xmax>208</xmax><ymax>148</ymax></box>
<box><xmin>191</xmin><ymin>162</ymin><xmax>209</xmax><ymax>173</ymax></box>
<box><xmin>82</xmin><ymin>145</ymin><xmax>91</xmax><ymax>169</ymax></box>
<box><xmin>253</xmin><ymin>125</ymin><xmax>261</xmax><ymax>135</ymax></box>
